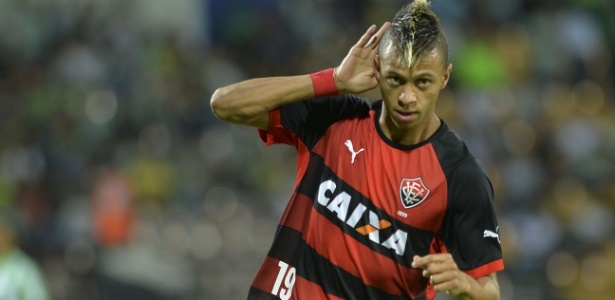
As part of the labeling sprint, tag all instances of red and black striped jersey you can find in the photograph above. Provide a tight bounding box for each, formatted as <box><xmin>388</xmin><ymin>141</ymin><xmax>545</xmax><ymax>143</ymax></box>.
<box><xmin>250</xmin><ymin>95</ymin><xmax>504</xmax><ymax>300</ymax></box>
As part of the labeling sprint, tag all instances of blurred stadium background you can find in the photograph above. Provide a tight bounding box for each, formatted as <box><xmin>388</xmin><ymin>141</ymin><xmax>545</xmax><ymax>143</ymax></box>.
<box><xmin>0</xmin><ymin>0</ymin><xmax>614</xmax><ymax>299</ymax></box>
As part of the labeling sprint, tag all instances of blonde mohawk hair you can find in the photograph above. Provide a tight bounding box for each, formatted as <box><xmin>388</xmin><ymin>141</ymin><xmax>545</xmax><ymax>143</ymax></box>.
<box><xmin>380</xmin><ymin>0</ymin><xmax>448</xmax><ymax>68</ymax></box>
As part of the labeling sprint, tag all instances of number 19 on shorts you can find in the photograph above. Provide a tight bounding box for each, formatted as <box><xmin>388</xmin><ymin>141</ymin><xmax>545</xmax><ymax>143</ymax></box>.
<box><xmin>272</xmin><ymin>261</ymin><xmax>296</xmax><ymax>300</ymax></box>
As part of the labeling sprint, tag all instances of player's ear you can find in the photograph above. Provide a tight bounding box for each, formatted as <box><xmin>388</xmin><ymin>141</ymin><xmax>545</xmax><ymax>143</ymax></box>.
<box><xmin>440</xmin><ymin>63</ymin><xmax>452</xmax><ymax>89</ymax></box>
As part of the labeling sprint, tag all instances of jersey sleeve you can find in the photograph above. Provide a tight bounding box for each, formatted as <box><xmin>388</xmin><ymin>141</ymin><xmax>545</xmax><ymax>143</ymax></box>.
<box><xmin>439</xmin><ymin>158</ymin><xmax>504</xmax><ymax>278</ymax></box>
<box><xmin>258</xmin><ymin>95</ymin><xmax>371</xmax><ymax>149</ymax></box>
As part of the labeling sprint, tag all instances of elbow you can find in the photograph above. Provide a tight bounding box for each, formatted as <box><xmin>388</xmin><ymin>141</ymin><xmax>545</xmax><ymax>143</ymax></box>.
<box><xmin>210</xmin><ymin>86</ymin><xmax>266</xmax><ymax>126</ymax></box>
<box><xmin>210</xmin><ymin>88</ymin><xmax>232</xmax><ymax>122</ymax></box>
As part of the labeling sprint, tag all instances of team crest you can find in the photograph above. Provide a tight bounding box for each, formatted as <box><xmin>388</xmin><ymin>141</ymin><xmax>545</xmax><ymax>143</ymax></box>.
<box><xmin>399</xmin><ymin>178</ymin><xmax>430</xmax><ymax>208</ymax></box>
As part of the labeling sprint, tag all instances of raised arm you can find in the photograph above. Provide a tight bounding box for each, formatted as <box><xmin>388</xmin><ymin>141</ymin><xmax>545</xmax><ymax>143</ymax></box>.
<box><xmin>209</xmin><ymin>22</ymin><xmax>391</xmax><ymax>130</ymax></box>
<box><xmin>210</xmin><ymin>75</ymin><xmax>313</xmax><ymax>130</ymax></box>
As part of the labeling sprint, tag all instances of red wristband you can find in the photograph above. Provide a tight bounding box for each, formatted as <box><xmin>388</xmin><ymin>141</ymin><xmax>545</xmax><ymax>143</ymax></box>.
<box><xmin>310</xmin><ymin>68</ymin><xmax>339</xmax><ymax>97</ymax></box>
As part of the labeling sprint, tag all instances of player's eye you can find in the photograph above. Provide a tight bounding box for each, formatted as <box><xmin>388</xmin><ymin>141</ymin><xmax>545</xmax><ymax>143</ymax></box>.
<box><xmin>416</xmin><ymin>78</ymin><xmax>431</xmax><ymax>89</ymax></box>
<box><xmin>387</xmin><ymin>76</ymin><xmax>403</xmax><ymax>86</ymax></box>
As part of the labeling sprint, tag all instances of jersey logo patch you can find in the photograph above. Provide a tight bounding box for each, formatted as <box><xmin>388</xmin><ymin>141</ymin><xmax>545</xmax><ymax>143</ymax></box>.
<box><xmin>317</xmin><ymin>180</ymin><xmax>408</xmax><ymax>256</ymax></box>
<box><xmin>344</xmin><ymin>140</ymin><xmax>364</xmax><ymax>164</ymax></box>
<box><xmin>399</xmin><ymin>177</ymin><xmax>430</xmax><ymax>208</ymax></box>
<box><xmin>483</xmin><ymin>227</ymin><xmax>500</xmax><ymax>244</ymax></box>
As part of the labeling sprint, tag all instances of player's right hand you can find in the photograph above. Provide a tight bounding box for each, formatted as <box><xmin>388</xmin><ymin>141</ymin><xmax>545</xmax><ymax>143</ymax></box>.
<box><xmin>334</xmin><ymin>22</ymin><xmax>391</xmax><ymax>94</ymax></box>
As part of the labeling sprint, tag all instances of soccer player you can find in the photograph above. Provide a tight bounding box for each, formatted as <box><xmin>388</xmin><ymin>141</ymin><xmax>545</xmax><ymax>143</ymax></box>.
<box><xmin>210</xmin><ymin>1</ymin><xmax>504</xmax><ymax>299</ymax></box>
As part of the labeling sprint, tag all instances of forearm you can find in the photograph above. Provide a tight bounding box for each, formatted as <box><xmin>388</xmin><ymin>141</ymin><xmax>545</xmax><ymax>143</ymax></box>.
<box><xmin>456</xmin><ymin>273</ymin><xmax>500</xmax><ymax>300</ymax></box>
<box><xmin>210</xmin><ymin>75</ymin><xmax>314</xmax><ymax>128</ymax></box>
<box><xmin>413</xmin><ymin>255</ymin><xmax>500</xmax><ymax>300</ymax></box>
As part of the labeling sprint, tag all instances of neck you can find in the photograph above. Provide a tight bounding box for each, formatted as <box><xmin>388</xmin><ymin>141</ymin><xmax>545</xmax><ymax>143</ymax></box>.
<box><xmin>380</xmin><ymin>113</ymin><xmax>440</xmax><ymax>145</ymax></box>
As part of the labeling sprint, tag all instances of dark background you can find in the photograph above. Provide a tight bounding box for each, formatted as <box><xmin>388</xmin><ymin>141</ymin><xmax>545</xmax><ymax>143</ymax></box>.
<box><xmin>1</xmin><ymin>0</ymin><xmax>614</xmax><ymax>299</ymax></box>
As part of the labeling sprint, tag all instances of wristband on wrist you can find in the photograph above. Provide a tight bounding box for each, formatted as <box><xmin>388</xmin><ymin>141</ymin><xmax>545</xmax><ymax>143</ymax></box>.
<box><xmin>310</xmin><ymin>68</ymin><xmax>339</xmax><ymax>97</ymax></box>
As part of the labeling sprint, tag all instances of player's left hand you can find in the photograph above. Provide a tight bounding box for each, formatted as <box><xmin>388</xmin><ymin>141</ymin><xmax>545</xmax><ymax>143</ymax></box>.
<box><xmin>412</xmin><ymin>254</ymin><xmax>471</xmax><ymax>297</ymax></box>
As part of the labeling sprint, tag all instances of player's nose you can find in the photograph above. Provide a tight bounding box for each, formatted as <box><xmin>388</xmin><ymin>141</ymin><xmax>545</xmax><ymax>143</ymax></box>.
<box><xmin>398</xmin><ymin>87</ymin><xmax>417</xmax><ymax>106</ymax></box>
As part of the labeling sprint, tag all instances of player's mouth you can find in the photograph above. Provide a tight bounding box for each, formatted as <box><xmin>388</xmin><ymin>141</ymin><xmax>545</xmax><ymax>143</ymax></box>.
<box><xmin>395</xmin><ymin>110</ymin><xmax>418</xmax><ymax>123</ymax></box>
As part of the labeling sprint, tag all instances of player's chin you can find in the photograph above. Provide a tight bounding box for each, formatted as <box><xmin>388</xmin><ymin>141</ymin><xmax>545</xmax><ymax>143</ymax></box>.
<box><xmin>390</xmin><ymin>120</ymin><xmax>418</xmax><ymax>133</ymax></box>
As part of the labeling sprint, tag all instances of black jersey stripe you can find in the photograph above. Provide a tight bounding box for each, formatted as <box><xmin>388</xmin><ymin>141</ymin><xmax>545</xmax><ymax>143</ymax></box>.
<box><xmin>280</xmin><ymin>95</ymin><xmax>372</xmax><ymax>150</ymax></box>
<box><xmin>295</xmin><ymin>153</ymin><xmax>435</xmax><ymax>267</ymax></box>
<box><xmin>248</xmin><ymin>286</ymin><xmax>280</xmax><ymax>300</ymax></box>
<box><xmin>268</xmin><ymin>224</ymin><xmax>425</xmax><ymax>300</ymax></box>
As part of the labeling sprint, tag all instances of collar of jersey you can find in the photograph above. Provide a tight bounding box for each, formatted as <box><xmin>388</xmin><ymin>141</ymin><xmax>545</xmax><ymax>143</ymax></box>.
<box><xmin>371</xmin><ymin>100</ymin><xmax>447</xmax><ymax>151</ymax></box>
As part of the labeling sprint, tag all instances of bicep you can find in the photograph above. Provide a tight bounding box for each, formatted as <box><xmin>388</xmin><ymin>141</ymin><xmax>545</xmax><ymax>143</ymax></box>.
<box><xmin>476</xmin><ymin>273</ymin><xmax>498</xmax><ymax>290</ymax></box>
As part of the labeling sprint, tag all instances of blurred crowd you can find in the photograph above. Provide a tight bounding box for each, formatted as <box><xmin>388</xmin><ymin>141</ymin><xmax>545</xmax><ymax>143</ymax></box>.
<box><xmin>0</xmin><ymin>0</ymin><xmax>614</xmax><ymax>299</ymax></box>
